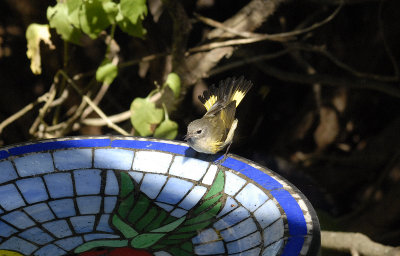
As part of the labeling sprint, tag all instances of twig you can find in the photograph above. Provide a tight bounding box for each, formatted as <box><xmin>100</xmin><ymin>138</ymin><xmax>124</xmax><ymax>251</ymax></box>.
<box><xmin>209</xmin><ymin>49</ymin><xmax>290</xmax><ymax>76</ymax></box>
<box><xmin>82</xmin><ymin>110</ymin><xmax>131</xmax><ymax>126</ymax></box>
<box><xmin>0</xmin><ymin>92</ymin><xmax>51</xmax><ymax>134</ymax></box>
<box><xmin>58</xmin><ymin>70</ymin><xmax>130</xmax><ymax>136</ymax></box>
<box><xmin>321</xmin><ymin>231</ymin><xmax>400</xmax><ymax>256</ymax></box>
<box><xmin>256</xmin><ymin>64</ymin><xmax>400</xmax><ymax>98</ymax></box>
<box><xmin>291</xmin><ymin>43</ymin><xmax>399</xmax><ymax>82</ymax></box>
<box><xmin>189</xmin><ymin>1</ymin><xmax>343</xmax><ymax>53</ymax></box>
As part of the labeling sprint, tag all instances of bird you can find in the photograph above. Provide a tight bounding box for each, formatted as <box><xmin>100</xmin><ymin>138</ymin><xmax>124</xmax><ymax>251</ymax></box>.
<box><xmin>185</xmin><ymin>76</ymin><xmax>252</xmax><ymax>160</ymax></box>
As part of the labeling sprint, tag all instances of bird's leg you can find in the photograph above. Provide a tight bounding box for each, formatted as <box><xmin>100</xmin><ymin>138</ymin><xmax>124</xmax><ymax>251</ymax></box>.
<box><xmin>214</xmin><ymin>140</ymin><xmax>232</xmax><ymax>165</ymax></box>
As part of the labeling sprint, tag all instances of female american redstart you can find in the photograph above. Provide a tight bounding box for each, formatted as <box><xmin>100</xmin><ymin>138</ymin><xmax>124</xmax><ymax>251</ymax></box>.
<box><xmin>185</xmin><ymin>76</ymin><xmax>252</xmax><ymax>156</ymax></box>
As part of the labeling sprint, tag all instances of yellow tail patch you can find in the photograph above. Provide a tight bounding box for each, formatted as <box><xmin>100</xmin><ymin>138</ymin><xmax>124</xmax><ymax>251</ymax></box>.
<box><xmin>204</xmin><ymin>95</ymin><xmax>218</xmax><ymax>111</ymax></box>
<box><xmin>231</xmin><ymin>90</ymin><xmax>246</xmax><ymax>107</ymax></box>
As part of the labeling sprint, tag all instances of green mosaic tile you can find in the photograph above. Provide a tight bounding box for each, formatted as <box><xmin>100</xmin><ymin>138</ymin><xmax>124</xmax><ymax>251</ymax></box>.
<box><xmin>204</xmin><ymin>170</ymin><xmax>224</xmax><ymax>199</ymax></box>
<box><xmin>128</xmin><ymin>194</ymin><xmax>150</xmax><ymax>224</ymax></box>
<box><xmin>135</xmin><ymin>207</ymin><xmax>158</xmax><ymax>231</ymax></box>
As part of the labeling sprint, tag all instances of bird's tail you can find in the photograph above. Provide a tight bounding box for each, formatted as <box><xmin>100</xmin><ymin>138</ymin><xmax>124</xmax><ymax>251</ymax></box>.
<box><xmin>199</xmin><ymin>76</ymin><xmax>253</xmax><ymax>111</ymax></box>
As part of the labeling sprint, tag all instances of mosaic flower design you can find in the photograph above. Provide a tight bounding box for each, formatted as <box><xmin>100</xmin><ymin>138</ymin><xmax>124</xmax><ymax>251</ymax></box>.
<box><xmin>74</xmin><ymin>171</ymin><xmax>226</xmax><ymax>255</ymax></box>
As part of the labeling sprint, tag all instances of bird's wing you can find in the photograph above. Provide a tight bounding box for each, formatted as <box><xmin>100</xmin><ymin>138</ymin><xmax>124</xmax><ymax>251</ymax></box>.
<box><xmin>198</xmin><ymin>76</ymin><xmax>253</xmax><ymax>111</ymax></box>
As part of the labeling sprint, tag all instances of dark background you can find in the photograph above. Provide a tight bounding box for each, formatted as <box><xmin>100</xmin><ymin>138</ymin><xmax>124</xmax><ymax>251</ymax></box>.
<box><xmin>0</xmin><ymin>0</ymin><xmax>399</xmax><ymax>253</ymax></box>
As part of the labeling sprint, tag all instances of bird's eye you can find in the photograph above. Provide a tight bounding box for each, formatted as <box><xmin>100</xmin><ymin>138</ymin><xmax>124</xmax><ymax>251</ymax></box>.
<box><xmin>196</xmin><ymin>130</ymin><xmax>202</xmax><ymax>134</ymax></box>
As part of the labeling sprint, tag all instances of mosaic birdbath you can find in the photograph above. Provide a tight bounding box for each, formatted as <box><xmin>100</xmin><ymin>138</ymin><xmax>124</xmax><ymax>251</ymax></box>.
<box><xmin>0</xmin><ymin>137</ymin><xmax>320</xmax><ymax>256</ymax></box>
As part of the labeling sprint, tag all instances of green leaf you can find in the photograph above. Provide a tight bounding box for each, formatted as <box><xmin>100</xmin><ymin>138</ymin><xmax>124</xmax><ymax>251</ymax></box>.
<box><xmin>78</xmin><ymin>0</ymin><xmax>112</xmax><ymax>39</ymax></box>
<box><xmin>47</xmin><ymin>3</ymin><xmax>83</xmax><ymax>44</ymax></box>
<box><xmin>153</xmin><ymin>119</ymin><xmax>178</xmax><ymax>140</ymax></box>
<box><xmin>150</xmin><ymin>216</ymin><xmax>186</xmax><ymax>233</ymax></box>
<box><xmin>103</xmin><ymin>1</ymin><xmax>119</xmax><ymax>24</ymax></box>
<box><xmin>120</xmin><ymin>0</ymin><xmax>148</xmax><ymax>24</ymax></box>
<box><xmin>131</xmin><ymin>233</ymin><xmax>166</xmax><ymax>248</ymax></box>
<box><xmin>116</xmin><ymin>11</ymin><xmax>146</xmax><ymax>38</ymax></box>
<box><xmin>112</xmin><ymin>215</ymin><xmax>139</xmax><ymax>238</ymax></box>
<box><xmin>26</xmin><ymin>24</ymin><xmax>54</xmax><ymax>75</ymax></box>
<box><xmin>96</xmin><ymin>59</ymin><xmax>118</xmax><ymax>85</ymax></box>
<box><xmin>164</xmin><ymin>73</ymin><xmax>181</xmax><ymax>98</ymax></box>
<box><xmin>74</xmin><ymin>240</ymin><xmax>128</xmax><ymax>254</ymax></box>
<box><xmin>130</xmin><ymin>97</ymin><xmax>163</xmax><ymax>136</ymax></box>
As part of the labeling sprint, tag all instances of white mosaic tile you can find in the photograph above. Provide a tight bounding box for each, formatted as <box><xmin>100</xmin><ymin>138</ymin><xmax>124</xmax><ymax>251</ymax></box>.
<box><xmin>169</xmin><ymin>156</ymin><xmax>208</xmax><ymax>181</ymax></box>
<box><xmin>132</xmin><ymin>151</ymin><xmax>172</xmax><ymax>174</ymax></box>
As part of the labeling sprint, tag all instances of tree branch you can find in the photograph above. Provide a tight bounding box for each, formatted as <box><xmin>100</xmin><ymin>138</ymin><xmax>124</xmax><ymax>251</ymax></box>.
<box><xmin>322</xmin><ymin>231</ymin><xmax>400</xmax><ymax>256</ymax></box>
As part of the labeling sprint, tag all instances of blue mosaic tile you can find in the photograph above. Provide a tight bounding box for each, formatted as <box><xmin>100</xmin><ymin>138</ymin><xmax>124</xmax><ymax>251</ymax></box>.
<box><xmin>43</xmin><ymin>220</ymin><xmax>73</xmax><ymax>238</ymax></box>
<box><xmin>224</xmin><ymin>172</ymin><xmax>246</xmax><ymax>196</ymax></box>
<box><xmin>132</xmin><ymin>151</ymin><xmax>173</xmax><ymax>174</ymax></box>
<box><xmin>53</xmin><ymin>149</ymin><xmax>92</xmax><ymax>170</ymax></box>
<box><xmin>13</xmin><ymin>153</ymin><xmax>54</xmax><ymax>177</ymax></box>
<box><xmin>263</xmin><ymin>218</ymin><xmax>284</xmax><ymax>245</ymax></box>
<box><xmin>76</xmin><ymin>196</ymin><xmax>102</xmax><ymax>215</ymax></box>
<box><xmin>154</xmin><ymin>202</ymin><xmax>174</xmax><ymax>212</ymax></box>
<box><xmin>24</xmin><ymin>203</ymin><xmax>55</xmax><ymax>223</ymax></box>
<box><xmin>84</xmin><ymin>233</ymin><xmax>120</xmax><ymax>241</ymax></box>
<box><xmin>254</xmin><ymin>199</ymin><xmax>281</xmax><ymax>229</ymax></box>
<box><xmin>263</xmin><ymin>239</ymin><xmax>283</xmax><ymax>256</ymax></box>
<box><xmin>178</xmin><ymin>185</ymin><xmax>207</xmax><ymax>210</ymax></box>
<box><xmin>170</xmin><ymin>208</ymin><xmax>187</xmax><ymax>218</ymax></box>
<box><xmin>201</xmin><ymin>164</ymin><xmax>218</xmax><ymax>185</ymax></box>
<box><xmin>270</xmin><ymin>190</ymin><xmax>307</xmax><ymax>236</ymax></box>
<box><xmin>34</xmin><ymin>244</ymin><xmax>66</xmax><ymax>256</ymax></box>
<box><xmin>156</xmin><ymin>177</ymin><xmax>193</xmax><ymax>204</ymax></box>
<box><xmin>104</xmin><ymin>196</ymin><xmax>117</xmax><ymax>213</ymax></box>
<box><xmin>192</xmin><ymin>228</ymin><xmax>219</xmax><ymax>244</ymax></box>
<box><xmin>0</xmin><ymin>184</ymin><xmax>26</xmax><ymax>210</ymax></box>
<box><xmin>54</xmin><ymin>236</ymin><xmax>84</xmax><ymax>251</ymax></box>
<box><xmin>0</xmin><ymin>220</ymin><xmax>17</xmax><ymax>237</ymax></box>
<box><xmin>96</xmin><ymin>214</ymin><xmax>114</xmax><ymax>233</ymax></box>
<box><xmin>1</xmin><ymin>211</ymin><xmax>35</xmax><ymax>229</ymax></box>
<box><xmin>111</xmin><ymin>139</ymin><xmax>189</xmax><ymax>155</ymax></box>
<box><xmin>220</xmin><ymin>218</ymin><xmax>258</xmax><ymax>242</ymax></box>
<box><xmin>0</xmin><ymin>150</ymin><xmax>9</xmax><ymax>160</ymax></box>
<box><xmin>44</xmin><ymin>173</ymin><xmax>74</xmax><ymax>199</ymax></box>
<box><xmin>0</xmin><ymin>161</ymin><xmax>18</xmax><ymax>184</ymax></box>
<box><xmin>235</xmin><ymin>183</ymin><xmax>269</xmax><ymax>212</ymax></box>
<box><xmin>0</xmin><ymin>236</ymin><xmax>37</xmax><ymax>255</ymax></box>
<box><xmin>105</xmin><ymin>170</ymin><xmax>119</xmax><ymax>195</ymax></box>
<box><xmin>194</xmin><ymin>241</ymin><xmax>225</xmax><ymax>255</ymax></box>
<box><xmin>19</xmin><ymin>227</ymin><xmax>54</xmax><ymax>245</ymax></box>
<box><xmin>222</xmin><ymin>158</ymin><xmax>283</xmax><ymax>190</ymax></box>
<box><xmin>232</xmin><ymin>247</ymin><xmax>261</xmax><ymax>256</ymax></box>
<box><xmin>281</xmin><ymin>237</ymin><xmax>304</xmax><ymax>256</ymax></box>
<box><xmin>94</xmin><ymin>149</ymin><xmax>134</xmax><ymax>170</ymax></box>
<box><xmin>140</xmin><ymin>174</ymin><xmax>167</xmax><ymax>199</ymax></box>
<box><xmin>169</xmin><ymin>156</ymin><xmax>208</xmax><ymax>181</ymax></box>
<box><xmin>74</xmin><ymin>169</ymin><xmax>101</xmax><ymax>195</ymax></box>
<box><xmin>49</xmin><ymin>199</ymin><xmax>76</xmax><ymax>218</ymax></box>
<box><xmin>16</xmin><ymin>177</ymin><xmax>48</xmax><ymax>204</ymax></box>
<box><xmin>227</xmin><ymin>231</ymin><xmax>261</xmax><ymax>254</ymax></box>
<box><xmin>70</xmin><ymin>215</ymin><xmax>95</xmax><ymax>233</ymax></box>
<box><xmin>9</xmin><ymin>139</ymin><xmax>110</xmax><ymax>156</ymax></box>
<box><xmin>217</xmin><ymin>197</ymin><xmax>238</xmax><ymax>218</ymax></box>
<box><xmin>214</xmin><ymin>207</ymin><xmax>250</xmax><ymax>230</ymax></box>
<box><xmin>128</xmin><ymin>171</ymin><xmax>143</xmax><ymax>184</ymax></box>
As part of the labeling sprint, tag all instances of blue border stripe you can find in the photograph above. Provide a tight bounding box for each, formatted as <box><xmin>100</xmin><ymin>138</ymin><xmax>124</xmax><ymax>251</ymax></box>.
<box><xmin>222</xmin><ymin>157</ymin><xmax>283</xmax><ymax>190</ymax></box>
<box><xmin>9</xmin><ymin>139</ymin><xmax>111</xmax><ymax>155</ymax></box>
<box><xmin>111</xmin><ymin>140</ymin><xmax>190</xmax><ymax>155</ymax></box>
<box><xmin>281</xmin><ymin>236</ymin><xmax>305</xmax><ymax>256</ymax></box>
<box><xmin>270</xmin><ymin>190</ymin><xmax>307</xmax><ymax>236</ymax></box>
<box><xmin>0</xmin><ymin>150</ymin><xmax>9</xmax><ymax>160</ymax></box>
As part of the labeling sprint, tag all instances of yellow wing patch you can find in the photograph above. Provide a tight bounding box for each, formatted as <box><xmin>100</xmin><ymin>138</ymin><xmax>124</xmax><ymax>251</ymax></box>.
<box><xmin>231</xmin><ymin>90</ymin><xmax>246</xmax><ymax>107</ymax></box>
<box><xmin>204</xmin><ymin>95</ymin><xmax>218</xmax><ymax>111</ymax></box>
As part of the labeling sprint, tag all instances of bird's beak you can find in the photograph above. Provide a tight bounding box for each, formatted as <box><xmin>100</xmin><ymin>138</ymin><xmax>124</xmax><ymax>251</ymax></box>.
<box><xmin>184</xmin><ymin>133</ymin><xmax>192</xmax><ymax>141</ymax></box>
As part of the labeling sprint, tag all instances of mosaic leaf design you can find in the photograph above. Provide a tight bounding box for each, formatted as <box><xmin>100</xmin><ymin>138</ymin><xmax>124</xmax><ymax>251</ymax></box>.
<box><xmin>75</xmin><ymin>170</ymin><xmax>226</xmax><ymax>255</ymax></box>
<box><xmin>154</xmin><ymin>170</ymin><xmax>226</xmax><ymax>255</ymax></box>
